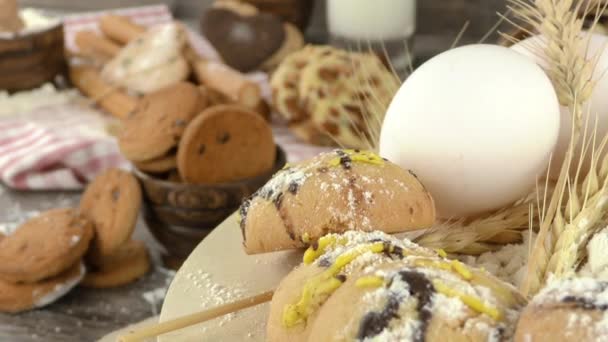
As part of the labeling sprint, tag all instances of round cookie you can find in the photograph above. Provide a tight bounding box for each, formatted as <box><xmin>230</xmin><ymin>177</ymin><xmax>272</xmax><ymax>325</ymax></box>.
<box><xmin>0</xmin><ymin>208</ymin><xmax>93</xmax><ymax>284</ymax></box>
<box><xmin>515</xmin><ymin>277</ymin><xmax>608</xmax><ymax>341</ymax></box>
<box><xmin>239</xmin><ymin>149</ymin><xmax>436</xmax><ymax>254</ymax></box>
<box><xmin>0</xmin><ymin>263</ymin><xmax>85</xmax><ymax>314</ymax></box>
<box><xmin>118</xmin><ymin>82</ymin><xmax>207</xmax><ymax>162</ymax></box>
<box><xmin>81</xmin><ymin>243</ymin><xmax>150</xmax><ymax>288</ymax></box>
<box><xmin>80</xmin><ymin>168</ymin><xmax>142</xmax><ymax>257</ymax></box>
<box><xmin>133</xmin><ymin>153</ymin><xmax>177</xmax><ymax>174</ymax></box>
<box><xmin>270</xmin><ymin>45</ymin><xmax>336</xmax><ymax>146</ymax></box>
<box><xmin>298</xmin><ymin>50</ymin><xmax>400</xmax><ymax>149</ymax></box>
<box><xmin>87</xmin><ymin>240</ymin><xmax>148</xmax><ymax>271</ymax></box>
<box><xmin>261</xmin><ymin>23</ymin><xmax>305</xmax><ymax>72</ymax></box>
<box><xmin>177</xmin><ymin>105</ymin><xmax>276</xmax><ymax>183</ymax></box>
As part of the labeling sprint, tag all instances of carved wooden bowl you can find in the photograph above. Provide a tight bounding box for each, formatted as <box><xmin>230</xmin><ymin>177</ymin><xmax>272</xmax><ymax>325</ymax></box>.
<box><xmin>242</xmin><ymin>0</ymin><xmax>315</xmax><ymax>30</ymax></box>
<box><xmin>134</xmin><ymin>146</ymin><xmax>287</xmax><ymax>268</ymax></box>
<box><xmin>0</xmin><ymin>21</ymin><xmax>66</xmax><ymax>92</ymax></box>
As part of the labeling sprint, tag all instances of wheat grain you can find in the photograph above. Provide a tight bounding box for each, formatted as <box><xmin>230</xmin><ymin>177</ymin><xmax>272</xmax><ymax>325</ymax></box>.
<box><xmin>504</xmin><ymin>0</ymin><xmax>603</xmax><ymax>295</ymax></box>
<box><xmin>414</xmin><ymin>197</ymin><xmax>534</xmax><ymax>254</ymax></box>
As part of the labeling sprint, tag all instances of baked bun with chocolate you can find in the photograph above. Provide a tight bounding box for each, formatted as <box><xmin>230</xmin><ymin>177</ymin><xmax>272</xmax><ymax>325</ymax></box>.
<box><xmin>268</xmin><ymin>231</ymin><xmax>526</xmax><ymax>342</ymax></box>
<box><xmin>267</xmin><ymin>231</ymin><xmax>438</xmax><ymax>342</ymax></box>
<box><xmin>515</xmin><ymin>277</ymin><xmax>608</xmax><ymax>342</ymax></box>
<box><xmin>239</xmin><ymin>149</ymin><xmax>436</xmax><ymax>254</ymax></box>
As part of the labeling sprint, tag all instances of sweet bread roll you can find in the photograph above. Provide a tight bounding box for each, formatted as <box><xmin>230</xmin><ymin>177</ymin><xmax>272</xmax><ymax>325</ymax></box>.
<box><xmin>515</xmin><ymin>277</ymin><xmax>608</xmax><ymax>341</ymax></box>
<box><xmin>239</xmin><ymin>149</ymin><xmax>436</xmax><ymax>254</ymax></box>
<box><xmin>267</xmin><ymin>231</ymin><xmax>438</xmax><ymax>342</ymax></box>
<box><xmin>268</xmin><ymin>231</ymin><xmax>526</xmax><ymax>342</ymax></box>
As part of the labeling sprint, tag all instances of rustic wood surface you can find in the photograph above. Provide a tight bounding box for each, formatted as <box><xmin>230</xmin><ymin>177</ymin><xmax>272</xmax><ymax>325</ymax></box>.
<box><xmin>0</xmin><ymin>187</ymin><xmax>173</xmax><ymax>342</ymax></box>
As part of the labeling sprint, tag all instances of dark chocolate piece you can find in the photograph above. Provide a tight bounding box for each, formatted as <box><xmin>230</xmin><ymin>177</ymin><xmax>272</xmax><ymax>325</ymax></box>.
<box><xmin>357</xmin><ymin>271</ymin><xmax>434</xmax><ymax>341</ymax></box>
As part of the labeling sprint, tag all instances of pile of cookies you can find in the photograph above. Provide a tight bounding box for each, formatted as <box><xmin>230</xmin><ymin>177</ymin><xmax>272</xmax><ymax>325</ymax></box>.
<box><xmin>201</xmin><ymin>0</ymin><xmax>305</xmax><ymax>72</ymax></box>
<box><xmin>69</xmin><ymin>13</ymin><xmax>268</xmax><ymax>121</ymax></box>
<box><xmin>271</xmin><ymin>46</ymin><xmax>400</xmax><ymax>149</ymax></box>
<box><xmin>119</xmin><ymin>82</ymin><xmax>276</xmax><ymax>184</ymax></box>
<box><xmin>0</xmin><ymin>168</ymin><xmax>148</xmax><ymax>313</ymax></box>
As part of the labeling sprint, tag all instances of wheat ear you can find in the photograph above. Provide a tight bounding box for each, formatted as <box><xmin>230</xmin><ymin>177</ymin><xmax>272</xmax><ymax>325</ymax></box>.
<box><xmin>414</xmin><ymin>196</ymin><xmax>535</xmax><ymax>254</ymax></box>
<box><xmin>505</xmin><ymin>0</ymin><xmax>601</xmax><ymax>295</ymax></box>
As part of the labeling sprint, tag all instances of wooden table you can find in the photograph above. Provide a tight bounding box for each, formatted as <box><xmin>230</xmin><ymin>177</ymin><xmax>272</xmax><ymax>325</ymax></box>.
<box><xmin>0</xmin><ymin>187</ymin><xmax>173</xmax><ymax>342</ymax></box>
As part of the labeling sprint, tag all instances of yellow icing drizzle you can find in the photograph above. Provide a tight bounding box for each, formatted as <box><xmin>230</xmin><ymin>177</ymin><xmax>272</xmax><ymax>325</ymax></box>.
<box><xmin>301</xmin><ymin>232</ymin><xmax>311</xmax><ymax>244</ymax></box>
<box><xmin>303</xmin><ymin>235</ymin><xmax>347</xmax><ymax>265</ymax></box>
<box><xmin>282</xmin><ymin>242</ymin><xmax>386</xmax><ymax>328</ymax></box>
<box><xmin>413</xmin><ymin>259</ymin><xmax>473</xmax><ymax>281</ymax></box>
<box><xmin>328</xmin><ymin>149</ymin><xmax>384</xmax><ymax>167</ymax></box>
<box><xmin>432</xmin><ymin>280</ymin><xmax>501</xmax><ymax>320</ymax></box>
<box><xmin>355</xmin><ymin>276</ymin><xmax>385</xmax><ymax>288</ymax></box>
<box><xmin>450</xmin><ymin>260</ymin><xmax>473</xmax><ymax>280</ymax></box>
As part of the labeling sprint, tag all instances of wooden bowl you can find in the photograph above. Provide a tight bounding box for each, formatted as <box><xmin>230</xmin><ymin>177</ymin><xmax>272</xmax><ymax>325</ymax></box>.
<box><xmin>0</xmin><ymin>22</ymin><xmax>66</xmax><ymax>92</ymax></box>
<box><xmin>135</xmin><ymin>146</ymin><xmax>287</xmax><ymax>267</ymax></box>
<box><xmin>242</xmin><ymin>0</ymin><xmax>315</xmax><ymax>30</ymax></box>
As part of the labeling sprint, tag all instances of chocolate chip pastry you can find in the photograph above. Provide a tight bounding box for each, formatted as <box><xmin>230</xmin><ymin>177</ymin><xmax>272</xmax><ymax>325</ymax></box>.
<box><xmin>267</xmin><ymin>231</ymin><xmax>527</xmax><ymax>342</ymax></box>
<box><xmin>239</xmin><ymin>149</ymin><xmax>436</xmax><ymax>254</ymax></box>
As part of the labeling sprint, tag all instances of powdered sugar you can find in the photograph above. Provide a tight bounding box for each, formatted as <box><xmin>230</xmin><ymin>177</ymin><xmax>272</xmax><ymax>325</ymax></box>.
<box><xmin>183</xmin><ymin>269</ymin><xmax>246</xmax><ymax>307</ymax></box>
<box><xmin>34</xmin><ymin>263</ymin><xmax>85</xmax><ymax>308</ymax></box>
<box><xmin>255</xmin><ymin>167</ymin><xmax>309</xmax><ymax>203</ymax></box>
<box><xmin>533</xmin><ymin>277</ymin><xmax>608</xmax><ymax>307</ymax></box>
<box><xmin>433</xmin><ymin>292</ymin><xmax>468</xmax><ymax>321</ymax></box>
<box><xmin>359</xmin><ymin>273</ymin><xmax>420</xmax><ymax>342</ymax></box>
<box><xmin>357</xmin><ymin>264</ymin><xmax>517</xmax><ymax>341</ymax></box>
<box><xmin>70</xmin><ymin>235</ymin><xmax>80</xmax><ymax>246</ymax></box>
<box><xmin>316</xmin><ymin>231</ymin><xmax>432</xmax><ymax>268</ymax></box>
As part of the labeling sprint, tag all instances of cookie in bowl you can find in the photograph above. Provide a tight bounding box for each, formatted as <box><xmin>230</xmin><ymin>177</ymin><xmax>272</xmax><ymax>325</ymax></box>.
<box><xmin>239</xmin><ymin>149</ymin><xmax>436</xmax><ymax>254</ymax></box>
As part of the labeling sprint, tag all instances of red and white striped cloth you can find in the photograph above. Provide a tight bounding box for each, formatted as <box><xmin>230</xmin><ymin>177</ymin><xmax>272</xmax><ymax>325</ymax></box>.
<box><xmin>0</xmin><ymin>5</ymin><xmax>331</xmax><ymax>190</ymax></box>
<box><xmin>0</xmin><ymin>105</ymin><xmax>129</xmax><ymax>190</ymax></box>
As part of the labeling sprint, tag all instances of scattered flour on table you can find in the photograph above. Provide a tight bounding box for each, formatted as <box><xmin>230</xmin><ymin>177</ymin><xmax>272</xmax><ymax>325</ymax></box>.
<box><xmin>461</xmin><ymin>232</ymin><xmax>535</xmax><ymax>288</ymax></box>
<box><xmin>141</xmin><ymin>267</ymin><xmax>176</xmax><ymax>315</ymax></box>
<box><xmin>0</xmin><ymin>83</ymin><xmax>80</xmax><ymax>117</ymax></box>
<box><xmin>0</xmin><ymin>209</ymin><xmax>40</xmax><ymax>236</ymax></box>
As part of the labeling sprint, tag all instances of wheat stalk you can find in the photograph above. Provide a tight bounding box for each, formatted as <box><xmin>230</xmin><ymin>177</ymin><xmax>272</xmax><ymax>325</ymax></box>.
<box><xmin>414</xmin><ymin>197</ymin><xmax>535</xmax><ymax>254</ymax></box>
<box><xmin>504</xmin><ymin>0</ymin><xmax>604</xmax><ymax>295</ymax></box>
<box><xmin>546</xmin><ymin>121</ymin><xmax>608</xmax><ymax>277</ymax></box>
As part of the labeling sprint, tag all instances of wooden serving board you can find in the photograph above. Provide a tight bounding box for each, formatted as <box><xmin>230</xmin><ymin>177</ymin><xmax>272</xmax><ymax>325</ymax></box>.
<box><xmin>159</xmin><ymin>213</ymin><xmax>302</xmax><ymax>341</ymax></box>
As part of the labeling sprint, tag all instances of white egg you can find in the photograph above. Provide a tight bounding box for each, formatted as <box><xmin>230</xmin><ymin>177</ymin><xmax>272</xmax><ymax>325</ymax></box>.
<box><xmin>379</xmin><ymin>44</ymin><xmax>560</xmax><ymax>218</ymax></box>
<box><xmin>511</xmin><ymin>33</ymin><xmax>608</xmax><ymax>179</ymax></box>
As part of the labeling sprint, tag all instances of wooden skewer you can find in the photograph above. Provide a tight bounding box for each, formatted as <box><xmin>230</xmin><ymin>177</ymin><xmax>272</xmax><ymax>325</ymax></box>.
<box><xmin>118</xmin><ymin>290</ymin><xmax>274</xmax><ymax>342</ymax></box>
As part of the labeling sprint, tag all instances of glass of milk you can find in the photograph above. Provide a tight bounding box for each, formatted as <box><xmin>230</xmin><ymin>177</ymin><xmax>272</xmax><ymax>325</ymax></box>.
<box><xmin>327</xmin><ymin>0</ymin><xmax>416</xmax><ymax>76</ymax></box>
